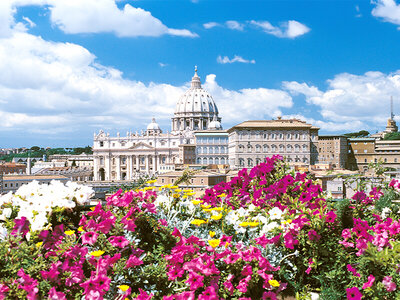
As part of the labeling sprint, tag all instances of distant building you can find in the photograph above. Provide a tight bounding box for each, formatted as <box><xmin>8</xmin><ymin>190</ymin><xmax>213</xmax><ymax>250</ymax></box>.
<box><xmin>0</xmin><ymin>162</ymin><xmax>26</xmax><ymax>175</ymax></box>
<box><xmin>49</xmin><ymin>153</ymin><xmax>93</xmax><ymax>168</ymax></box>
<box><xmin>1</xmin><ymin>175</ymin><xmax>69</xmax><ymax>194</ymax></box>
<box><xmin>318</xmin><ymin>135</ymin><xmax>348</xmax><ymax>169</ymax></box>
<box><xmin>35</xmin><ymin>167</ymin><xmax>93</xmax><ymax>182</ymax></box>
<box><xmin>227</xmin><ymin>118</ymin><xmax>319</xmax><ymax>170</ymax></box>
<box><xmin>155</xmin><ymin>170</ymin><xmax>226</xmax><ymax>192</ymax></box>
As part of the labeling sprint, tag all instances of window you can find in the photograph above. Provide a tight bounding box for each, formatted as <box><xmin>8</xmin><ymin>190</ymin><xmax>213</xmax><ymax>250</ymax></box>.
<box><xmin>395</xmin><ymin>158</ymin><xmax>398</xmax><ymax>163</ymax></box>
<box><xmin>247</xmin><ymin>145</ymin><xmax>253</xmax><ymax>153</ymax></box>
<box><xmin>364</xmin><ymin>149</ymin><xmax>367</xmax><ymax>153</ymax></box>
<box><xmin>384</xmin><ymin>158</ymin><xmax>387</xmax><ymax>162</ymax></box>
<box><xmin>4</xmin><ymin>184</ymin><xmax>7</xmax><ymax>187</ymax></box>
<box><xmin>99</xmin><ymin>157</ymin><xmax>104</xmax><ymax>165</ymax></box>
<box><xmin>248</xmin><ymin>158</ymin><xmax>253</xmax><ymax>167</ymax></box>
<box><xmin>364</xmin><ymin>159</ymin><xmax>367</xmax><ymax>163</ymax></box>
<box><xmin>263</xmin><ymin>144</ymin><xmax>269</xmax><ymax>152</ymax></box>
<box><xmin>238</xmin><ymin>145</ymin><xmax>244</xmax><ymax>153</ymax></box>
<box><xmin>161</xmin><ymin>178</ymin><xmax>165</xmax><ymax>183</ymax></box>
<box><xmin>354</xmin><ymin>150</ymin><xmax>358</xmax><ymax>153</ymax></box>
<box><xmin>239</xmin><ymin>158</ymin><xmax>245</xmax><ymax>167</ymax></box>
<box><xmin>99</xmin><ymin>141</ymin><xmax>104</xmax><ymax>147</ymax></box>
<box><xmin>375</xmin><ymin>158</ymin><xmax>377</xmax><ymax>163</ymax></box>
<box><xmin>201</xmin><ymin>179</ymin><xmax>204</xmax><ymax>184</ymax></box>
<box><xmin>256</xmin><ymin>144</ymin><xmax>261</xmax><ymax>153</ymax></box>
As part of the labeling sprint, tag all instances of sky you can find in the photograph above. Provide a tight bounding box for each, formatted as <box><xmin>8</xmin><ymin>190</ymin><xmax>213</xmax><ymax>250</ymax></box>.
<box><xmin>2</xmin><ymin>0</ymin><xmax>400</xmax><ymax>147</ymax></box>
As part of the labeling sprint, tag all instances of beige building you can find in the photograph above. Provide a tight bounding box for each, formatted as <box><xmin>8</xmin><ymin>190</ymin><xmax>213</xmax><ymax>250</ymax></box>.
<box><xmin>318</xmin><ymin>135</ymin><xmax>348</xmax><ymax>168</ymax></box>
<box><xmin>195</xmin><ymin>130</ymin><xmax>229</xmax><ymax>165</ymax></box>
<box><xmin>227</xmin><ymin>118</ymin><xmax>319</xmax><ymax>169</ymax></box>
<box><xmin>49</xmin><ymin>153</ymin><xmax>94</xmax><ymax>168</ymax></box>
<box><xmin>0</xmin><ymin>162</ymin><xmax>26</xmax><ymax>175</ymax></box>
<box><xmin>155</xmin><ymin>170</ymin><xmax>226</xmax><ymax>192</ymax></box>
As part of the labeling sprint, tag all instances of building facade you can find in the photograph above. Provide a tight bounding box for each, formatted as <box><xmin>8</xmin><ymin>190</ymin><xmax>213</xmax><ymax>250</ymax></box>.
<box><xmin>0</xmin><ymin>162</ymin><xmax>26</xmax><ymax>175</ymax></box>
<box><xmin>195</xmin><ymin>131</ymin><xmax>229</xmax><ymax>165</ymax></box>
<box><xmin>93</xmin><ymin>67</ymin><xmax>222</xmax><ymax>181</ymax></box>
<box><xmin>227</xmin><ymin>118</ymin><xmax>319</xmax><ymax>169</ymax></box>
<box><xmin>317</xmin><ymin>135</ymin><xmax>348</xmax><ymax>168</ymax></box>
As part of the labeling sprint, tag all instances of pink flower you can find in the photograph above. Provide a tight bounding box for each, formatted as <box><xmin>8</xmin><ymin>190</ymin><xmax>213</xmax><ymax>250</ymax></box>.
<box><xmin>262</xmin><ymin>291</ymin><xmax>278</xmax><ymax>300</ymax></box>
<box><xmin>81</xmin><ymin>231</ymin><xmax>99</xmax><ymax>245</ymax></box>
<box><xmin>346</xmin><ymin>287</ymin><xmax>362</xmax><ymax>300</ymax></box>
<box><xmin>159</xmin><ymin>219</ymin><xmax>168</xmax><ymax>226</ymax></box>
<box><xmin>186</xmin><ymin>272</ymin><xmax>204</xmax><ymax>291</ymax></box>
<box><xmin>383</xmin><ymin>276</ymin><xmax>397</xmax><ymax>292</ymax></box>
<box><xmin>125</xmin><ymin>255</ymin><xmax>144</xmax><ymax>268</ymax></box>
<box><xmin>242</xmin><ymin>264</ymin><xmax>252</xmax><ymax>276</ymax></box>
<box><xmin>108</xmin><ymin>236</ymin><xmax>130</xmax><ymax>248</ymax></box>
<box><xmin>0</xmin><ymin>284</ymin><xmax>9</xmax><ymax>299</ymax></box>
<box><xmin>308</xmin><ymin>229</ymin><xmax>321</xmax><ymax>241</ymax></box>
<box><xmin>11</xmin><ymin>217</ymin><xmax>30</xmax><ymax>237</ymax></box>
<box><xmin>48</xmin><ymin>287</ymin><xmax>66</xmax><ymax>300</ymax></box>
<box><xmin>167</xmin><ymin>266</ymin><xmax>184</xmax><ymax>280</ymax></box>
<box><xmin>198</xmin><ymin>286</ymin><xmax>218</xmax><ymax>300</ymax></box>
<box><xmin>325</xmin><ymin>211</ymin><xmax>337</xmax><ymax>223</ymax></box>
<box><xmin>237</xmin><ymin>275</ymin><xmax>251</xmax><ymax>293</ymax></box>
<box><xmin>347</xmin><ymin>264</ymin><xmax>361</xmax><ymax>277</ymax></box>
<box><xmin>132</xmin><ymin>288</ymin><xmax>153</xmax><ymax>300</ymax></box>
<box><xmin>284</xmin><ymin>232</ymin><xmax>299</xmax><ymax>249</ymax></box>
<box><xmin>362</xmin><ymin>275</ymin><xmax>375</xmax><ymax>289</ymax></box>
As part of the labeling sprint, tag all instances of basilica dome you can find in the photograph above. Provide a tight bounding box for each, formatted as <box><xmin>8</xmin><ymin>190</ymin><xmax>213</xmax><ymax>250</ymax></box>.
<box><xmin>172</xmin><ymin>67</ymin><xmax>221</xmax><ymax>132</ymax></box>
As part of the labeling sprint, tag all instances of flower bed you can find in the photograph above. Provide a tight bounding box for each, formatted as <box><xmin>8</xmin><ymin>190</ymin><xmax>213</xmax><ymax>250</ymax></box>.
<box><xmin>0</xmin><ymin>156</ymin><xmax>399</xmax><ymax>299</ymax></box>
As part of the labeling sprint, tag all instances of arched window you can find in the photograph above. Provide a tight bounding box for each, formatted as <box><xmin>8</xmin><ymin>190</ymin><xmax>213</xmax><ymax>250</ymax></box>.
<box><xmin>238</xmin><ymin>145</ymin><xmax>244</xmax><ymax>153</ymax></box>
<box><xmin>279</xmin><ymin>144</ymin><xmax>285</xmax><ymax>152</ymax></box>
<box><xmin>295</xmin><ymin>144</ymin><xmax>300</xmax><ymax>153</ymax></box>
<box><xmin>303</xmin><ymin>144</ymin><xmax>308</xmax><ymax>152</ymax></box>
<box><xmin>209</xmin><ymin>157</ymin><xmax>214</xmax><ymax>164</ymax></box>
<box><xmin>287</xmin><ymin>144</ymin><xmax>293</xmax><ymax>153</ymax></box>
<box><xmin>247</xmin><ymin>145</ymin><xmax>253</xmax><ymax>153</ymax></box>
<box><xmin>204</xmin><ymin>157</ymin><xmax>208</xmax><ymax>165</ymax></box>
<box><xmin>303</xmin><ymin>157</ymin><xmax>308</xmax><ymax>163</ymax></box>
<box><xmin>209</xmin><ymin>147</ymin><xmax>213</xmax><ymax>154</ymax></box>
<box><xmin>255</xmin><ymin>144</ymin><xmax>261</xmax><ymax>153</ymax></box>
<box><xmin>215</xmin><ymin>157</ymin><xmax>220</xmax><ymax>164</ymax></box>
<box><xmin>279</xmin><ymin>133</ymin><xmax>283</xmax><ymax>140</ymax></box>
<box><xmin>221</xmin><ymin>157</ymin><xmax>226</xmax><ymax>164</ymax></box>
<box><xmin>197</xmin><ymin>157</ymin><xmax>201</xmax><ymax>164</ymax></box>
<box><xmin>248</xmin><ymin>158</ymin><xmax>253</xmax><ymax>167</ymax></box>
<box><xmin>271</xmin><ymin>145</ymin><xmax>277</xmax><ymax>153</ymax></box>
<box><xmin>263</xmin><ymin>144</ymin><xmax>269</xmax><ymax>152</ymax></box>
<box><xmin>256</xmin><ymin>158</ymin><xmax>261</xmax><ymax>165</ymax></box>
<box><xmin>287</xmin><ymin>133</ymin><xmax>291</xmax><ymax>140</ymax></box>
<box><xmin>271</xmin><ymin>133</ymin><xmax>275</xmax><ymax>140</ymax></box>
<box><xmin>239</xmin><ymin>158</ymin><xmax>245</xmax><ymax>167</ymax></box>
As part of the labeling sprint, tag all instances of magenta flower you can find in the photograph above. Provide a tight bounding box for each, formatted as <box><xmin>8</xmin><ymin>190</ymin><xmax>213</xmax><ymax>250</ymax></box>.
<box><xmin>284</xmin><ymin>232</ymin><xmax>299</xmax><ymax>249</ymax></box>
<box><xmin>198</xmin><ymin>286</ymin><xmax>218</xmax><ymax>300</ymax></box>
<box><xmin>346</xmin><ymin>287</ymin><xmax>362</xmax><ymax>300</ymax></box>
<box><xmin>241</xmin><ymin>264</ymin><xmax>252</xmax><ymax>276</ymax></box>
<box><xmin>308</xmin><ymin>229</ymin><xmax>321</xmax><ymax>241</ymax></box>
<box><xmin>48</xmin><ymin>287</ymin><xmax>66</xmax><ymax>300</ymax></box>
<box><xmin>125</xmin><ymin>255</ymin><xmax>144</xmax><ymax>268</ymax></box>
<box><xmin>383</xmin><ymin>276</ymin><xmax>397</xmax><ymax>292</ymax></box>
<box><xmin>325</xmin><ymin>211</ymin><xmax>337</xmax><ymax>223</ymax></box>
<box><xmin>159</xmin><ymin>219</ymin><xmax>168</xmax><ymax>226</ymax></box>
<box><xmin>362</xmin><ymin>275</ymin><xmax>375</xmax><ymax>289</ymax></box>
<box><xmin>108</xmin><ymin>236</ymin><xmax>130</xmax><ymax>248</ymax></box>
<box><xmin>133</xmin><ymin>289</ymin><xmax>153</xmax><ymax>300</ymax></box>
<box><xmin>82</xmin><ymin>231</ymin><xmax>99</xmax><ymax>245</ymax></box>
<box><xmin>11</xmin><ymin>217</ymin><xmax>30</xmax><ymax>237</ymax></box>
<box><xmin>167</xmin><ymin>266</ymin><xmax>184</xmax><ymax>280</ymax></box>
<box><xmin>186</xmin><ymin>272</ymin><xmax>204</xmax><ymax>291</ymax></box>
<box><xmin>347</xmin><ymin>264</ymin><xmax>361</xmax><ymax>277</ymax></box>
<box><xmin>262</xmin><ymin>291</ymin><xmax>278</xmax><ymax>300</ymax></box>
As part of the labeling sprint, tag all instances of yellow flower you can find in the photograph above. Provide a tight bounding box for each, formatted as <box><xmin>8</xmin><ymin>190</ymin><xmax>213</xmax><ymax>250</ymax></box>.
<box><xmin>64</xmin><ymin>230</ymin><xmax>75</xmax><ymax>236</ymax></box>
<box><xmin>239</xmin><ymin>221</ymin><xmax>249</xmax><ymax>227</ymax></box>
<box><xmin>119</xmin><ymin>285</ymin><xmax>130</xmax><ymax>292</ymax></box>
<box><xmin>36</xmin><ymin>242</ymin><xmax>43</xmax><ymax>247</ymax></box>
<box><xmin>191</xmin><ymin>219</ymin><xmax>207</xmax><ymax>226</ymax></box>
<box><xmin>201</xmin><ymin>204</ymin><xmax>211</xmax><ymax>209</ymax></box>
<box><xmin>248</xmin><ymin>222</ymin><xmax>260</xmax><ymax>227</ymax></box>
<box><xmin>268</xmin><ymin>279</ymin><xmax>280</xmax><ymax>287</ymax></box>
<box><xmin>225</xmin><ymin>242</ymin><xmax>230</xmax><ymax>248</ymax></box>
<box><xmin>173</xmin><ymin>193</ymin><xmax>180</xmax><ymax>198</ymax></box>
<box><xmin>185</xmin><ymin>192</ymin><xmax>196</xmax><ymax>196</ymax></box>
<box><xmin>212</xmin><ymin>207</ymin><xmax>223</xmax><ymax>211</ymax></box>
<box><xmin>90</xmin><ymin>250</ymin><xmax>105</xmax><ymax>257</ymax></box>
<box><xmin>146</xmin><ymin>179</ymin><xmax>157</xmax><ymax>184</ymax></box>
<box><xmin>183</xmin><ymin>189</ymin><xmax>193</xmax><ymax>193</ymax></box>
<box><xmin>192</xmin><ymin>200</ymin><xmax>203</xmax><ymax>205</ymax></box>
<box><xmin>90</xmin><ymin>207</ymin><xmax>96</xmax><ymax>211</ymax></box>
<box><xmin>144</xmin><ymin>186</ymin><xmax>155</xmax><ymax>191</ymax></box>
<box><xmin>218</xmin><ymin>193</ymin><xmax>227</xmax><ymax>198</ymax></box>
<box><xmin>209</xmin><ymin>231</ymin><xmax>216</xmax><ymax>237</ymax></box>
<box><xmin>171</xmin><ymin>185</ymin><xmax>179</xmax><ymax>189</ymax></box>
<box><xmin>203</xmin><ymin>208</ymin><xmax>212</xmax><ymax>213</ymax></box>
<box><xmin>78</xmin><ymin>226</ymin><xmax>84</xmax><ymax>232</ymax></box>
<box><xmin>211</xmin><ymin>214</ymin><xmax>222</xmax><ymax>221</ymax></box>
<box><xmin>174</xmin><ymin>189</ymin><xmax>182</xmax><ymax>193</ymax></box>
<box><xmin>208</xmin><ymin>239</ymin><xmax>220</xmax><ymax>248</ymax></box>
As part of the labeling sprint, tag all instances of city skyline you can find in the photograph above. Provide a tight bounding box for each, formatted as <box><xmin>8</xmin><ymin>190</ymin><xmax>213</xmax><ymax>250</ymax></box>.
<box><xmin>1</xmin><ymin>0</ymin><xmax>400</xmax><ymax>147</ymax></box>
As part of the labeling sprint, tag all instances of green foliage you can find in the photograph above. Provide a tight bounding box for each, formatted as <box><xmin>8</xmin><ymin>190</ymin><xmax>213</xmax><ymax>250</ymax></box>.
<box><xmin>383</xmin><ymin>132</ymin><xmax>400</xmax><ymax>140</ymax></box>
<box><xmin>334</xmin><ymin>199</ymin><xmax>353</xmax><ymax>230</ymax></box>
<box><xmin>343</xmin><ymin>130</ymin><xmax>370</xmax><ymax>138</ymax></box>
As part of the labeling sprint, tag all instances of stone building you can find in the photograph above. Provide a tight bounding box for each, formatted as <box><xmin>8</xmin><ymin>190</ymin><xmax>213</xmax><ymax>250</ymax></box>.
<box><xmin>317</xmin><ymin>135</ymin><xmax>348</xmax><ymax>168</ymax></box>
<box><xmin>93</xmin><ymin>67</ymin><xmax>222</xmax><ymax>181</ymax></box>
<box><xmin>0</xmin><ymin>162</ymin><xmax>26</xmax><ymax>175</ymax></box>
<box><xmin>194</xmin><ymin>130</ymin><xmax>229</xmax><ymax>165</ymax></box>
<box><xmin>227</xmin><ymin>118</ymin><xmax>319</xmax><ymax>169</ymax></box>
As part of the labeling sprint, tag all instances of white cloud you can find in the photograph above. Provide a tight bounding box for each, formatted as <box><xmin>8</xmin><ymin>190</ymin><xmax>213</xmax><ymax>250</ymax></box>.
<box><xmin>159</xmin><ymin>62</ymin><xmax>168</xmax><ymax>67</ymax></box>
<box><xmin>1</xmin><ymin>0</ymin><xmax>197</xmax><ymax>38</ymax></box>
<box><xmin>217</xmin><ymin>55</ymin><xmax>255</xmax><ymax>64</ymax></box>
<box><xmin>203</xmin><ymin>22</ymin><xmax>219</xmax><ymax>29</ymax></box>
<box><xmin>372</xmin><ymin>0</ymin><xmax>400</xmax><ymax>26</ymax></box>
<box><xmin>0</xmin><ymin>30</ymin><xmax>293</xmax><ymax>144</ymax></box>
<box><xmin>250</xmin><ymin>20</ymin><xmax>310</xmax><ymax>38</ymax></box>
<box><xmin>225</xmin><ymin>20</ymin><xmax>244</xmax><ymax>31</ymax></box>
<box><xmin>22</xmin><ymin>16</ymin><xmax>35</xmax><ymax>28</ymax></box>
<box><xmin>283</xmin><ymin>70</ymin><xmax>400</xmax><ymax>131</ymax></box>
<box><xmin>204</xmin><ymin>74</ymin><xmax>293</xmax><ymax>124</ymax></box>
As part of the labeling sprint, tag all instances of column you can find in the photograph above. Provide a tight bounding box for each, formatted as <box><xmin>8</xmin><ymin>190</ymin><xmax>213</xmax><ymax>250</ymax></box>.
<box><xmin>116</xmin><ymin>156</ymin><xmax>121</xmax><ymax>181</ymax></box>
<box><xmin>152</xmin><ymin>155</ymin><xmax>156</xmax><ymax>174</ymax></box>
<box><xmin>128</xmin><ymin>155</ymin><xmax>132</xmax><ymax>180</ymax></box>
<box><xmin>145</xmin><ymin>155</ymin><xmax>149</xmax><ymax>174</ymax></box>
<box><xmin>136</xmin><ymin>156</ymin><xmax>139</xmax><ymax>171</ymax></box>
<box><xmin>93</xmin><ymin>156</ymin><xmax>99</xmax><ymax>181</ymax></box>
<box><xmin>105</xmin><ymin>155</ymin><xmax>110</xmax><ymax>181</ymax></box>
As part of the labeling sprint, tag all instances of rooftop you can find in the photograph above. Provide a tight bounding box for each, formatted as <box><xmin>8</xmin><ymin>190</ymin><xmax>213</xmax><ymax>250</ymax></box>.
<box><xmin>228</xmin><ymin>118</ymin><xmax>319</xmax><ymax>132</ymax></box>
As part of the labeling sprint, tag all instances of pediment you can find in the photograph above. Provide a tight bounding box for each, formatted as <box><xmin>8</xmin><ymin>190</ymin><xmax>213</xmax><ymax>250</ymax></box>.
<box><xmin>128</xmin><ymin>142</ymin><xmax>154</xmax><ymax>150</ymax></box>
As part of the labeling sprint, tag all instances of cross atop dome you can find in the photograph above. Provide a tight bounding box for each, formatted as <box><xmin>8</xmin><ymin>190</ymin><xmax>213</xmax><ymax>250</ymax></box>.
<box><xmin>191</xmin><ymin>65</ymin><xmax>201</xmax><ymax>89</ymax></box>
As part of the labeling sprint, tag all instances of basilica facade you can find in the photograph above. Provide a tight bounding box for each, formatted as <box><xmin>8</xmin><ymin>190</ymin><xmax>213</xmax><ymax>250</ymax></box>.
<box><xmin>93</xmin><ymin>68</ymin><xmax>223</xmax><ymax>181</ymax></box>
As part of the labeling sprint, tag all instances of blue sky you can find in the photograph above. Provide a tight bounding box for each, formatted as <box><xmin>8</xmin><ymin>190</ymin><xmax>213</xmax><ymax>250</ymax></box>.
<box><xmin>2</xmin><ymin>0</ymin><xmax>400</xmax><ymax>147</ymax></box>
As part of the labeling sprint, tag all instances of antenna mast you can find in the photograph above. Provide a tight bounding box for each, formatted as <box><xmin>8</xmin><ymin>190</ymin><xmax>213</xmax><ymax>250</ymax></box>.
<box><xmin>391</xmin><ymin>96</ymin><xmax>394</xmax><ymax>120</ymax></box>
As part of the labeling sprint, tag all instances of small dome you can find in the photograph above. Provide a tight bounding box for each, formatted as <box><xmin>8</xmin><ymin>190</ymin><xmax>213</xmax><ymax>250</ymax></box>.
<box><xmin>208</xmin><ymin>115</ymin><xmax>222</xmax><ymax>130</ymax></box>
<box><xmin>147</xmin><ymin>118</ymin><xmax>161</xmax><ymax>130</ymax></box>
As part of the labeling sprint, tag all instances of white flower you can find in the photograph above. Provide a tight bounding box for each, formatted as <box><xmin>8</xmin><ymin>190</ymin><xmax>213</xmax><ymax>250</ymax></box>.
<box><xmin>260</xmin><ymin>222</ymin><xmax>279</xmax><ymax>235</ymax></box>
<box><xmin>381</xmin><ymin>207</ymin><xmax>391</xmax><ymax>220</ymax></box>
<box><xmin>0</xmin><ymin>225</ymin><xmax>7</xmax><ymax>240</ymax></box>
<box><xmin>268</xmin><ymin>207</ymin><xmax>283</xmax><ymax>220</ymax></box>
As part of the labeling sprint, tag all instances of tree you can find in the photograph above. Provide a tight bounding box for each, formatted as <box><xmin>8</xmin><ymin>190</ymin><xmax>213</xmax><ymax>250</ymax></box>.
<box><xmin>383</xmin><ymin>132</ymin><xmax>400</xmax><ymax>140</ymax></box>
<box><xmin>30</xmin><ymin>146</ymin><xmax>40</xmax><ymax>152</ymax></box>
<box><xmin>343</xmin><ymin>130</ymin><xmax>370</xmax><ymax>138</ymax></box>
